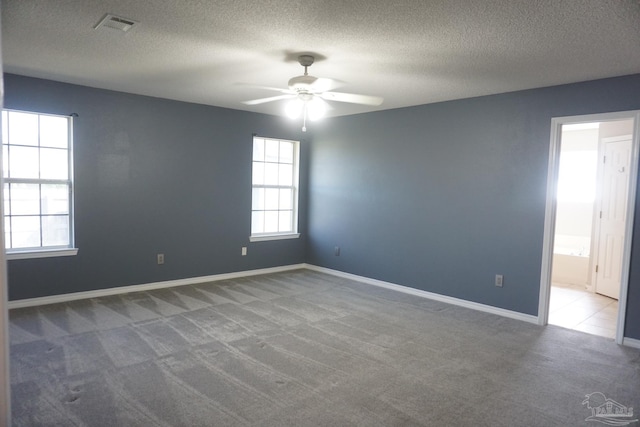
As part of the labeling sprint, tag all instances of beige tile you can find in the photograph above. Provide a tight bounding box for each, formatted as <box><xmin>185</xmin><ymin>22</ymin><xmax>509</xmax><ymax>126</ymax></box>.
<box><xmin>591</xmin><ymin>311</ymin><xmax>618</xmax><ymax>322</ymax></box>
<box><xmin>549</xmin><ymin>316</ymin><xmax>580</xmax><ymax>329</ymax></box>
<box><xmin>552</xmin><ymin>282</ymin><xmax>585</xmax><ymax>290</ymax></box>
<box><xmin>582</xmin><ymin>314</ymin><xmax>617</xmax><ymax>330</ymax></box>
<box><xmin>549</xmin><ymin>299</ymin><xmax>573</xmax><ymax>312</ymax></box>
<box><xmin>573</xmin><ymin>323</ymin><xmax>616</xmax><ymax>339</ymax></box>
<box><xmin>558</xmin><ymin>303</ymin><xmax>600</xmax><ymax>318</ymax></box>
<box><xmin>585</xmin><ymin>293</ymin><xmax>616</xmax><ymax>304</ymax></box>
<box><xmin>592</xmin><ymin>293</ymin><xmax>616</xmax><ymax>302</ymax></box>
<box><xmin>600</xmin><ymin>305</ymin><xmax>619</xmax><ymax>314</ymax></box>
<box><xmin>551</xmin><ymin>287</ymin><xmax>585</xmax><ymax>298</ymax></box>
<box><xmin>549</xmin><ymin>289</ymin><xmax>587</xmax><ymax>312</ymax></box>
<box><xmin>568</xmin><ymin>298</ymin><xmax>614</xmax><ymax>311</ymax></box>
<box><xmin>549</xmin><ymin>284</ymin><xmax>619</xmax><ymax>338</ymax></box>
<box><xmin>549</xmin><ymin>309</ymin><xmax>592</xmax><ymax>328</ymax></box>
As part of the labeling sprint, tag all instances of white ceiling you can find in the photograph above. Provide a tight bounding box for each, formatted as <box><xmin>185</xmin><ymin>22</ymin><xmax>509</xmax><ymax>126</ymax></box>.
<box><xmin>3</xmin><ymin>1</ymin><xmax>640</xmax><ymax>118</ymax></box>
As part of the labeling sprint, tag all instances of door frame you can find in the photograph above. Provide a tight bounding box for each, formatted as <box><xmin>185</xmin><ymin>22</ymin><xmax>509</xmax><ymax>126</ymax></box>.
<box><xmin>538</xmin><ymin>110</ymin><xmax>640</xmax><ymax>345</ymax></box>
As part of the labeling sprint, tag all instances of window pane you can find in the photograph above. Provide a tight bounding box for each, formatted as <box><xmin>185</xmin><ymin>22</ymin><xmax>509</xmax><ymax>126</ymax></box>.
<box><xmin>8</xmin><ymin>111</ymin><xmax>38</xmax><ymax>146</ymax></box>
<box><xmin>251</xmin><ymin>211</ymin><xmax>264</xmax><ymax>234</ymax></box>
<box><xmin>264</xmin><ymin>211</ymin><xmax>278</xmax><ymax>233</ymax></box>
<box><xmin>10</xmin><ymin>183</ymin><xmax>40</xmax><ymax>215</ymax></box>
<box><xmin>9</xmin><ymin>146</ymin><xmax>39</xmax><ymax>178</ymax></box>
<box><xmin>557</xmin><ymin>151</ymin><xmax>598</xmax><ymax>203</ymax></box>
<box><xmin>278</xmin><ymin>211</ymin><xmax>292</xmax><ymax>232</ymax></box>
<box><xmin>280</xmin><ymin>141</ymin><xmax>294</xmax><ymax>164</ymax></box>
<box><xmin>252</xmin><ymin>162</ymin><xmax>264</xmax><ymax>185</ymax></box>
<box><xmin>265</xmin><ymin>139</ymin><xmax>279</xmax><ymax>162</ymax></box>
<box><xmin>40</xmin><ymin>148</ymin><xmax>68</xmax><ymax>179</ymax></box>
<box><xmin>11</xmin><ymin>216</ymin><xmax>41</xmax><ymax>248</ymax></box>
<box><xmin>264</xmin><ymin>163</ymin><xmax>278</xmax><ymax>185</ymax></box>
<box><xmin>265</xmin><ymin>188</ymin><xmax>279</xmax><ymax>210</ymax></box>
<box><xmin>252</xmin><ymin>188</ymin><xmax>264</xmax><ymax>210</ymax></box>
<box><xmin>42</xmin><ymin>215</ymin><xmax>69</xmax><ymax>246</ymax></box>
<box><xmin>4</xmin><ymin>217</ymin><xmax>11</xmax><ymax>249</ymax></box>
<box><xmin>279</xmin><ymin>188</ymin><xmax>292</xmax><ymax>210</ymax></box>
<box><xmin>41</xmin><ymin>184</ymin><xmax>69</xmax><ymax>215</ymax></box>
<box><xmin>1</xmin><ymin>111</ymin><xmax>8</xmax><ymax>144</ymax></box>
<box><xmin>2</xmin><ymin>145</ymin><xmax>8</xmax><ymax>178</ymax></box>
<box><xmin>279</xmin><ymin>164</ymin><xmax>293</xmax><ymax>186</ymax></box>
<box><xmin>39</xmin><ymin>115</ymin><xmax>68</xmax><ymax>148</ymax></box>
<box><xmin>3</xmin><ymin>183</ymin><xmax>9</xmax><ymax>215</ymax></box>
<box><xmin>253</xmin><ymin>138</ymin><xmax>264</xmax><ymax>161</ymax></box>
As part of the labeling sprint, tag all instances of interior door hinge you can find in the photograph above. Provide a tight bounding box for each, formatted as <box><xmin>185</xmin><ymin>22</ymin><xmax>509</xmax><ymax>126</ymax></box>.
<box><xmin>603</xmin><ymin>156</ymin><xmax>606</xmax><ymax>164</ymax></box>
<box><xmin>595</xmin><ymin>265</ymin><xmax>599</xmax><ymax>273</ymax></box>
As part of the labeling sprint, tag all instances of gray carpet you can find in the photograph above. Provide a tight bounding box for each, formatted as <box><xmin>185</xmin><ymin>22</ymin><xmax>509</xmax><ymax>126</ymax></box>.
<box><xmin>9</xmin><ymin>269</ymin><xmax>640</xmax><ymax>426</ymax></box>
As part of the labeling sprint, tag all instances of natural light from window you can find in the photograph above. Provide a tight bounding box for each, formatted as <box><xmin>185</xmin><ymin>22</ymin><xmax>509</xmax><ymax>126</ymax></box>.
<box><xmin>556</xmin><ymin>151</ymin><xmax>598</xmax><ymax>203</ymax></box>
<box><xmin>250</xmin><ymin>136</ymin><xmax>299</xmax><ymax>241</ymax></box>
<box><xmin>2</xmin><ymin>109</ymin><xmax>75</xmax><ymax>256</ymax></box>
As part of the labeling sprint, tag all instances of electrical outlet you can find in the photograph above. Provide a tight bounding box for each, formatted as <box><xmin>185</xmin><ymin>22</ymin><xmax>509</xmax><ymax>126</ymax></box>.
<box><xmin>495</xmin><ymin>274</ymin><xmax>503</xmax><ymax>287</ymax></box>
<box><xmin>157</xmin><ymin>253</ymin><xmax>164</xmax><ymax>265</ymax></box>
<box><xmin>334</xmin><ymin>246</ymin><xmax>340</xmax><ymax>256</ymax></box>
<box><xmin>241</xmin><ymin>247</ymin><xmax>247</xmax><ymax>256</ymax></box>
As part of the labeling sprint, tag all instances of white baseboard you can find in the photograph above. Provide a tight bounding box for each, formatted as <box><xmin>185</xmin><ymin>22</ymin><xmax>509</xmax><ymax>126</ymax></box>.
<box><xmin>622</xmin><ymin>337</ymin><xmax>640</xmax><ymax>349</ymax></box>
<box><xmin>304</xmin><ymin>264</ymin><xmax>539</xmax><ymax>324</ymax></box>
<box><xmin>10</xmin><ymin>262</ymin><xmax>640</xmax><ymax>350</ymax></box>
<box><xmin>8</xmin><ymin>264</ymin><xmax>306</xmax><ymax>309</ymax></box>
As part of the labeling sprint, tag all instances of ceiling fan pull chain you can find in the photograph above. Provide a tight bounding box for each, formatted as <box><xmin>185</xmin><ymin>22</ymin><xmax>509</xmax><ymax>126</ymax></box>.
<box><xmin>302</xmin><ymin>103</ymin><xmax>308</xmax><ymax>132</ymax></box>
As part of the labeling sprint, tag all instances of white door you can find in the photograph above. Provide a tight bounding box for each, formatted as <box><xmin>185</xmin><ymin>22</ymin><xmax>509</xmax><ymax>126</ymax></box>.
<box><xmin>594</xmin><ymin>137</ymin><xmax>632</xmax><ymax>299</ymax></box>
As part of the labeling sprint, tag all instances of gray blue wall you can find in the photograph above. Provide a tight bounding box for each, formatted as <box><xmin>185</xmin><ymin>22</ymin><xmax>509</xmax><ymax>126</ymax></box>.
<box><xmin>4</xmin><ymin>74</ymin><xmax>308</xmax><ymax>301</ymax></box>
<box><xmin>6</xmin><ymin>72</ymin><xmax>640</xmax><ymax>341</ymax></box>
<box><xmin>307</xmin><ymin>74</ymin><xmax>640</xmax><ymax>339</ymax></box>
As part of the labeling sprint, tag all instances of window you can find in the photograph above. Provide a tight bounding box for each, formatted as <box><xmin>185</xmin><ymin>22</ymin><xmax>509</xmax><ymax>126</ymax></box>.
<box><xmin>251</xmin><ymin>136</ymin><xmax>300</xmax><ymax>241</ymax></box>
<box><xmin>2</xmin><ymin>109</ymin><xmax>77</xmax><ymax>259</ymax></box>
<box><xmin>557</xmin><ymin>150</ymin><xmax>598</xmax><ymax>203</ymax></box>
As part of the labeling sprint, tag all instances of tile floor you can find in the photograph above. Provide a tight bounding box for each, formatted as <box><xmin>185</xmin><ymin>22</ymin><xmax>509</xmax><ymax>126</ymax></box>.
<box><xmin>549</xmin><ymin>282</ymin><xmax>618</xmax><ymax>339</ymax></box>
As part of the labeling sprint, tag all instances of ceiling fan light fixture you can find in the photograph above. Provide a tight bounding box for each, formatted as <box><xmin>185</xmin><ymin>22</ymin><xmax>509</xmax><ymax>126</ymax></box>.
<box><xmin>307</xmin><ymin>98</ymin><xmax>327</xmax><ymax>121</ymax></box>
<box><xmin>285</xmin><ymin>98</ymin><xmax>304</xmax><ymax>119</ymax></box>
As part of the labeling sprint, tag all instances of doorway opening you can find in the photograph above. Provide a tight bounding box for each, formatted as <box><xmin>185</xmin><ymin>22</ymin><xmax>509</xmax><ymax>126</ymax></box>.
<box><xmin>539</xmin><ymin>111</ymin><xmax>640</xmax><ymax>344</ymax></box>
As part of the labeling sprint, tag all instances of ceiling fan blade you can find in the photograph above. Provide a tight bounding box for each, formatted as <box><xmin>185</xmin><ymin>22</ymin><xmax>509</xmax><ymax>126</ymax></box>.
<box><xmin>319</xmin><ymin>97</ymin><xmax>334</xmax><ymax>110</ymax></box>
<box><xmin>235</xmin><ymin>83</ymin><xmax>294</xmax><ymax>94</ymax></box>
<box><xmin>321</xmin><ymin>91</ymin><xmax>383</xmax><ymax>106</ymax></box>
<box><xmin>309</xmin><ymin>77</ymin><xmax>344</xmax><ymax>92</ymax></box>
<box><xmin>242</xmin><ymin>94</ymin><xmax>295</xmax><ymax>105</ymax></box>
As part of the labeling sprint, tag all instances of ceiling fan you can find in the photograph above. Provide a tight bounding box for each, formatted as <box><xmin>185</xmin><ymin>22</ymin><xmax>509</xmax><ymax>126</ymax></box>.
<box><xmin>242</xmin><ymin>55</ymin><xmax>383</xmax><ymax>131</ymax></box>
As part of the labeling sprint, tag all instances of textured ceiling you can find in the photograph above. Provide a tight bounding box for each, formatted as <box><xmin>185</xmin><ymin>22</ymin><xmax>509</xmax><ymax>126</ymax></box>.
<box><xmin>3</xmin><ymin>1</ymin><xmax>640</xmax><ymax>117</ymax></box>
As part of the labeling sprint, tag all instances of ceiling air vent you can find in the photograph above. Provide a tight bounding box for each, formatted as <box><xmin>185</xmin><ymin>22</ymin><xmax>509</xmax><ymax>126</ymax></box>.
<box><xmin>94</xmin><ymin>14</ymin><xmax>137</xmax><ymax>32</ymax></box>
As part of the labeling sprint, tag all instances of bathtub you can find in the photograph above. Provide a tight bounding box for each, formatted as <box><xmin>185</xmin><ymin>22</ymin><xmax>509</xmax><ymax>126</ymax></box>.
<box><xmin>552</xmin><ymin>250</ymin><xmax>591</xmax><ymax>286</ymax></box>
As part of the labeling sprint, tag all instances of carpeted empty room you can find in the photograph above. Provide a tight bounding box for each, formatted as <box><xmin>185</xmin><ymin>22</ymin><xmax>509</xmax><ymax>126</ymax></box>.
<box><xmin>4</xmin><ymin>2</ymin><xmax>640</xmax><ymax>425</ymax></box>
<box><xmin>9</xmin><ymin>270</ymin><xmax>640</xmax><ymax>426</ymax></box>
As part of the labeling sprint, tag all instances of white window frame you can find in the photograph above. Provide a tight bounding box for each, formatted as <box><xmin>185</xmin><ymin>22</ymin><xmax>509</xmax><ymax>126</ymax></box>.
<box><xmin>2</xmin><ymin>109</ymin><xmax>78</xmax><ymax>260</ymax></box>
<box><xmin>250</xmin><ymin>136</ymin><xmax>300</xmax><ymax>242</ymax></box>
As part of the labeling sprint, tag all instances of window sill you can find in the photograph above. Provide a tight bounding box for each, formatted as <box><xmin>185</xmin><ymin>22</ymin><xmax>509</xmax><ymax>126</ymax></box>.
<box><xmin>7</xmin><ymin>248</ymin><xmax>79</xmax><ymax>260</ymax></box>
<box><xmin>249</xmin><ymin>233</ymin><xmax>300</xmax><ymax>242</ymax></box>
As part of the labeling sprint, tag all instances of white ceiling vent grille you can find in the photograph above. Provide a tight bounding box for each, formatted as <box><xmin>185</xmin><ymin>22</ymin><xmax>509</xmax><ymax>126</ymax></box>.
<box><xmin>94</xmin><ymin>14</ymin><xmax>137</xmax><ymax>32</ymax></box>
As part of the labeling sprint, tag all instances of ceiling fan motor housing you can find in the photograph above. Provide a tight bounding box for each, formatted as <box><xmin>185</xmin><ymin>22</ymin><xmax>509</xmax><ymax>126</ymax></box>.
<box><xmin>288</xmin><ymin>75</ymin><xmax>318</xmax><ymax>92</ymax></box>
<box><xmin>298</xmin><ymin>55</ymin><xmax>315</xmax><ymax>67</ymax></box>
